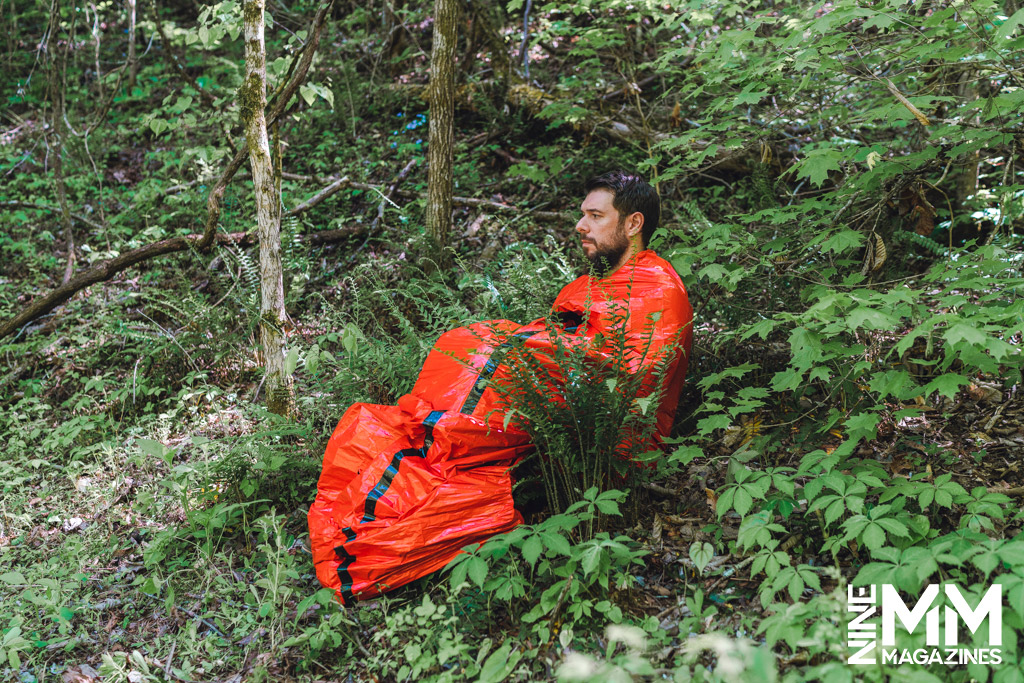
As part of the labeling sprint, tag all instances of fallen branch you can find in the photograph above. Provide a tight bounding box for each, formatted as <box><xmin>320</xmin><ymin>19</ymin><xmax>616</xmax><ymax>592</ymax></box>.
<box><xmin>987</xmin><ymin>486</ymin><xmax>1024</xmax><ymax>496</ymax></box>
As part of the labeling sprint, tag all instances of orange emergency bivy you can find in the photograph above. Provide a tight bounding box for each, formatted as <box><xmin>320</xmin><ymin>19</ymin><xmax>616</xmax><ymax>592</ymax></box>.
<box><xmin>308</xmin><ymin>250</ymin><xmax>693</xmax><ymax>603</ymax></box>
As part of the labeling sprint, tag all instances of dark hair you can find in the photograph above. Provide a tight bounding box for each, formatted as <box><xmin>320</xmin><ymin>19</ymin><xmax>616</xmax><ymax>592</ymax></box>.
<box><xmin>584</xmin><ymin>170</ymin><xmax>660</xmax><ymax>247</ymax></box>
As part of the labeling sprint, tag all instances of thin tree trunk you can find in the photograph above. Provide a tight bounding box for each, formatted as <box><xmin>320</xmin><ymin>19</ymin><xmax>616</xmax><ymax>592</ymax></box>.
<box><xmin>241</xmin><ymin>0</ymin><xmax>293</xmax><ymax>416</ymax></box>
<box><xmin>426</xmin><ymin>0</ymin><xmax>458</xmax><ymax>267</ymax></box>
<box><xmin>127</xmin><ymin>0</ymin><xmax>139</xmax><ymax>89</ymax></box>
<box><xmin>46</xmin><ymin>0</ymin><xmax>76</xmax><ymax>285</ymax></box>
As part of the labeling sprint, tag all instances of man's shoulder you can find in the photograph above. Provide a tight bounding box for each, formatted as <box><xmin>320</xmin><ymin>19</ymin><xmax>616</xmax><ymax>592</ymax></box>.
<box><xmin>633</xmin><ymin>250</ymin><xmax>686</xmax><ymax>291</ymax></box>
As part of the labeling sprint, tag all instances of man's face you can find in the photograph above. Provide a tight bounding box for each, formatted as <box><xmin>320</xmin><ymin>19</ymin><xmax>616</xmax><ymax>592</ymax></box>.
<box><xmin>576</xmin><ymin>189</ymin><xmax>629</xmax><ymax>275</ymax></box>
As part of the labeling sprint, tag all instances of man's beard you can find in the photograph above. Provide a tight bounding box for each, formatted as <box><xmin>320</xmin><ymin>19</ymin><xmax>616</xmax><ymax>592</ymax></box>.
<box><xmin>584</xmin><ymin>220</ymin><xmax>630</xmax><ymax>276</ymax></box>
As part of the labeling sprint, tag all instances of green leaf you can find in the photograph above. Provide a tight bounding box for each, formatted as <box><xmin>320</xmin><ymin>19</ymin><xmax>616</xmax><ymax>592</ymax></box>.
<box><xmin>824</xmin><ymin>499</ymin><xmax>846</xmax><ymax>527</ymax></box>
<box><xmin>795</xmin><ymin>147</ymin><xmax>843</xmax><ymax>188</ymax></box>
<box><xmin>283</xmin><ymin>347</ymin><xmax>300</xmax><ymax>375</ymax></box>
<box><xmin>0</xmin><ymin>571</ymin><xmax>26</xmax><ymax>584</ymax></box>
<box><xmin>855</xmin><ymin>562</ymin><xmax>896</xmax><ymax>586</ymax></box>
<box><xmin>594</xmin><ymin>497</ymin><xmax>621</xmax><ymax>516</ymax></box>
<box><xmin>467</xmin><ymin>556</ymin><xmax>488</xmax><ymax>588</ymax></box>
<box><xmin>697</xmin><ymin>414</ymin><xmax>731</xmax><ymax>435</ymax></box>
<box><xmin>787</xmin><ymin>573</ymin><xmax>805</xmax><ymax>602</ymax></box>
<box><xmin>995</xmin><ymin>8</ymin><xmax>1024</xmax><ymax>41</ymax></box>
<box><xmin>689</xmin><ymin>541</ymin><xmax>714</xmax><ymax>575</ymax></box>
<box><xmin>943</xmin><ymin>322</ymin><xmax>988</xmax><ymax>347</ymax></box>
<box><xmin>923</xmin><ymin>373</ymin><xmax>969</xmax><ymax>399</ymax></box>
<box><xmin>522</xmin><ymin>534</ymin><xmax>543</xmax><ymax>568</ymax></box>
<box><xmin>972</xmin><ymin>550</ymin><xmax>1000</xmax><ymax>576</ymax></box>
<box><xmin>861</xmin><ymin>522</ymin><xmax>886</xmax><ymax>550</ymax></box>
<box><xmin>479</xmin><ymin>641</ymin><xmax>522</xmax><ymax>683</ymax></box>
<box><xmin>875</xmin><ymin>518</ymin><xmax>909</xmax><ymax>537</ymax></box>
<box><xmin>998</xmin><ymin>542</ymin><xmax>1024</xmax><ymax>567</ymax></box>
<box><xmin>820</xmin><ymin>229</ymin><xmax>864</xmax><ymax>254</ymax></box>
<box><xmin>540</xmin><ymin>532</ymin><xmax>571</xmax><ymax>557</ymax></box>
<box><xmin>846</xmin><ymin>305</ymin><xmax>900</xmax><ymax>331</ymax></box>
<box><xmin>579</xmin><ymin>544</ymin><xmax>603</xmax><ymax>576</ymax></box>
<box><xmin>734</xmin><ymin>487</ymin><xmax>754</xmax><ymax>516</ymax></box>
<box><xmin>305</xmin><ymin>344</ymin><xmax>320</xmax><ymax>375</ymax></box>
<box><xmin>844</xmin><ymin>411</ymin><xmax>880</xmax><ymax>443</ymax></box>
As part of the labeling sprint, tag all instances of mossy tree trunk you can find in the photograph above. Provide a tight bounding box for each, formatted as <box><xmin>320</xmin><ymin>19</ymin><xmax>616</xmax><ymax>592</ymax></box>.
<box><xmin>426</xmin><ymin>0</ymin><xmax>458</xmax><ymax>268</ymax></box>
<box><xmin>241</xmin><ymin>0</ymin><xmax>293</xmax><ymax>416</ymax></box>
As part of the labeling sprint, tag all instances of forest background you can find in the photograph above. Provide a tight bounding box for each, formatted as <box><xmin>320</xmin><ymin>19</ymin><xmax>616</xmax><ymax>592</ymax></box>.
<box><xmin>1</xmin><ymin>0</ymin><xmax>1023</xmax><ymax>681</ymax></box>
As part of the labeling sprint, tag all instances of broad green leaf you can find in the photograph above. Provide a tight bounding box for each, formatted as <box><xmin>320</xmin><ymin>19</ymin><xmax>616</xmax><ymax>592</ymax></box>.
<box><xmin>924</xmin><ymin>373</ymin><xmax>969</xmax><ymax>399</ymax></box>
<box><xmin>579</xmin><ymin>544</ymin><xmax>604</xmax><ymax>576</ymax></box>
<box><xmin>795</xmin><ymin>147</ymin><xmax>843</xmax><ymax>188</ymax></box>
<box><xmin>283</xmin><ymin>347</ymin><xmax>300</xmax><ymax>375</ymax></box>
<box><xmin>137</xmin><ymin>438</ymin><xmax>170</xmax><ymax>460</ymax></box>
<box><xmin>734</xmin><ymin>487</ymin><xmax>754</xmax><ymax>516</ymax></box>
<box><xmin>944</xmin><ymin>322</ymin><xmax>988</xmax><ymax>347</ymax></box>
<box><xmin>846</xmin><ymin>305</ymin><xmax>900</xmax><ymax>331</ymax></box>
<box><xmin>861</xmin><ymin>522</ymin><xmax>886</xmax><ymax>550</ymax></box>
<box><xmin>820</xmin><ymin>229</ymin><xmax>864</xmax><ymax>254</ymax></box>
<box><xmin>521</xmin><ymin>534</ymin><xmax>543</xmax><ymax>568</ymax></box>
<box><xmin>540</xmin><ymin>532</ymin><xmax>571</xmax><ymax>557</ymax></box>
<box><xmin>995</xmin><ymin>8</ymin><xmax>1024</xmax><ymax>41</ymax></box>
<box><xmin>479</xmin><ymin>641</ymin><xmax>521</xmax><ymax>683</ymax></box>
<box><xmin>467</xmin><ymin>556</ymin><xmax>488</xmax><ymax>588</ymax></box>
<box><xmin>844</xmin><ymin>412</ymin><xmax>879</xmax><ymax>443</ymax></box>
<box><xmin>690</xmin><ymin>541</ymin><xmax>714</xmax><ymax>574</ymax></box>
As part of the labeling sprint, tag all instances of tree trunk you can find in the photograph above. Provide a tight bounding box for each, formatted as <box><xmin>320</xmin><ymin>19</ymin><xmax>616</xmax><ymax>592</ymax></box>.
<box><xmin>426</xmin><ymin>0</ymin><xmax>458</xmax><ymax>267</ymax></box>
<box><xmin>126</xmin><ymin>0</ymin><xmax>138</xmax><ymax>89</ymax></box>
<box><xmin>241</xmin><ymin>0</ymin><xmax>293</xmax><ymax>417</ymax></box>
<box><xmin>46</xmin><ymin>0</ymin><xmax>76</xmax><ymax>285</ymax></box>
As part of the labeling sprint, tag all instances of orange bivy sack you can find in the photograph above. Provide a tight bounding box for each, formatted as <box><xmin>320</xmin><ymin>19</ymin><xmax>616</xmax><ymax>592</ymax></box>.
<box><xmin>307</xmin><ymin>251</ymin><xmax>693</xmax><ymax>603</ymax></box>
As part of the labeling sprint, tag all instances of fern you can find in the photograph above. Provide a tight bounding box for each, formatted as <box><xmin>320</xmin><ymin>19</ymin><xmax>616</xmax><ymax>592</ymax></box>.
<box><xmin>490</xmin><ymin>287</ymin><xmax>679</xmax><ymax>517</ymax></box>
<box><xmin>896</xmin><ymin>230</ymin><xmax>947</xmax><ymax>257</ymax></box>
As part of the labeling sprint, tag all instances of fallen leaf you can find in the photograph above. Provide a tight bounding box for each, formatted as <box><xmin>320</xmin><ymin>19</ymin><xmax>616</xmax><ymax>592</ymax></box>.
<box><xmin>62</xmin><ymin>664</ymin><xmax>102</xmax><ymax>682</ymax></box>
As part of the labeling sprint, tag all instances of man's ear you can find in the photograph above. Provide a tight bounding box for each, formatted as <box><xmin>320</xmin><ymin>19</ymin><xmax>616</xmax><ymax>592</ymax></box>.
<box><xmin>626</xmin><ymin>212</ymin><xmax>644</xmax><ymax>237</ymax></box>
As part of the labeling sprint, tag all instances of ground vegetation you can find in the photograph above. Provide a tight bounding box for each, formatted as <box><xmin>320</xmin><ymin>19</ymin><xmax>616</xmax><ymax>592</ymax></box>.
<box><xmin>1</xmin><ymin>0</ymin><xmax>1023</xmax><ymax>681</ymax></box>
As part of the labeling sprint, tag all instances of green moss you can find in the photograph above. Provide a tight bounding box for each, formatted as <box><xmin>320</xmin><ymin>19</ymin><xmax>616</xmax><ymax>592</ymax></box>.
<box><xmin>237</xmin><ymin>72</ymin><xmax>264</xmax><ymax>127</ymax></box>
<box><xmin>242</xmin><ymin>0</ymin><xmax>263</xmax><ymax>28</ymax></box>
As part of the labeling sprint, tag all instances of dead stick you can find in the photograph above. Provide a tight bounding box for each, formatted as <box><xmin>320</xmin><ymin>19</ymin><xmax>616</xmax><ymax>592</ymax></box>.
<box><xmin>372</xmin><ymin>158</ymin><xmax>418</xmax><ymax>230</ymax></box>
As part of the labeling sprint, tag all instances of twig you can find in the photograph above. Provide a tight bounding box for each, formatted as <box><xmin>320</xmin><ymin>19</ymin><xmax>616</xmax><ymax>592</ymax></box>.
<box><xmin>984</xmin><ymin>403</ymin><xmax>1007</xmax><ymax>433</ymax></box>
<box><xmin>371</xmin><ymin>158</ymin><xmax>418</xmax><ymax>230</ymax></box>
<box><xmin>163</xmin><ymin>639</ymin><xmax>176</xmax><ymax>680</ymax></box>
<box><xmin>140</xmin><ymin>592</ymin><xmax>233</xmax><ymax>642</ymax></box>
<box><xmin>546</xmin><ymin>576</ymin><xmax>574</xmax><ymax>632</ymax></box>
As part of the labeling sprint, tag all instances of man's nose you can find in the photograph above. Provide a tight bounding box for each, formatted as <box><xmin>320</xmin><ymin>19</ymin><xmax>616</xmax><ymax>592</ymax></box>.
<box><xmin>575</xmin><ymin>217</ymin><xmax>587</xmax><ymax>234</ymax></box>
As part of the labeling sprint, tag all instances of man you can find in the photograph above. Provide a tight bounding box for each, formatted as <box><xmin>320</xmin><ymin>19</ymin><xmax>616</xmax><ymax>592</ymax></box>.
<box><xmin>308</xmin><ymin>171</ymin><xmax>692</xmax><ymax>603</ymax></box>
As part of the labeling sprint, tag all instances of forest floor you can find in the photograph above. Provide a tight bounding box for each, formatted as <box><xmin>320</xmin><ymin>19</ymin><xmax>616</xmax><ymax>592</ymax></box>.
<box><xmin>3</xmin><ymin>255</ymin><xmax>1023</xmax><ymax>682</ymax></box>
